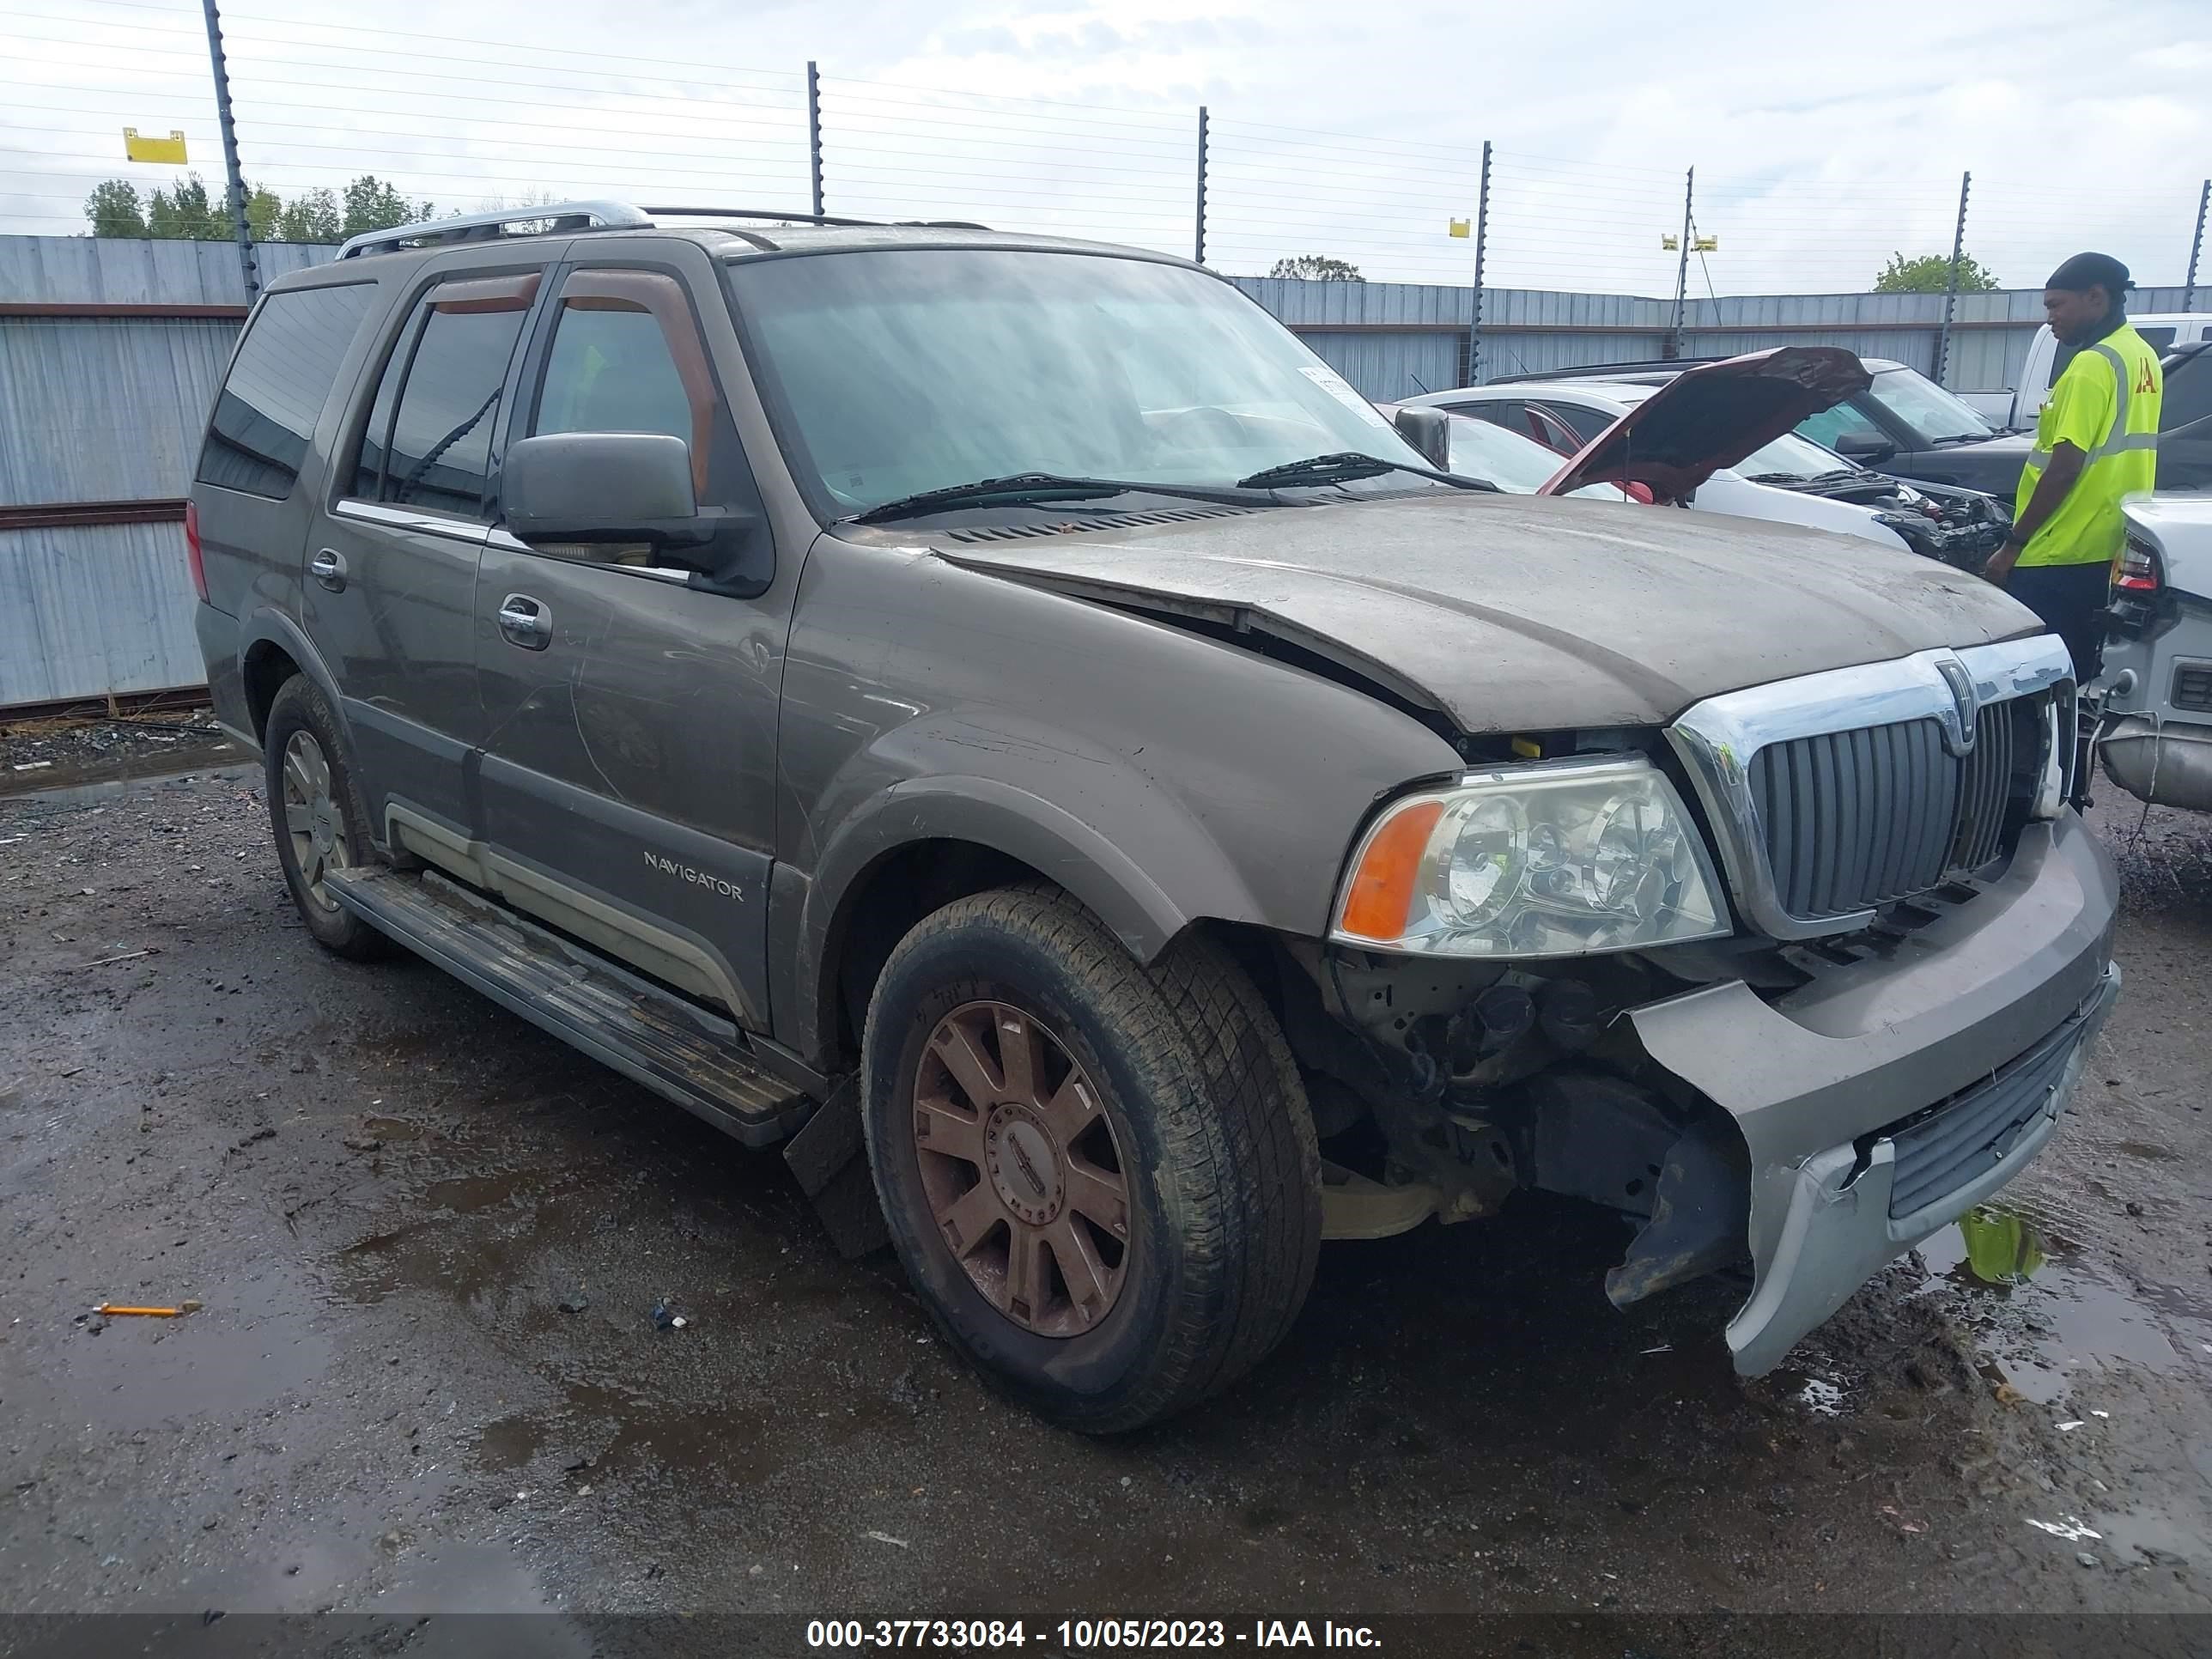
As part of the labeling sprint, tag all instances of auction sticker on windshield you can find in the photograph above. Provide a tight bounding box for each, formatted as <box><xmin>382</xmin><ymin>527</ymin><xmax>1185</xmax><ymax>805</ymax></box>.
<box><xmin>1297</xmin><ymin>363</ymin><xmax>1394</xmax><ymax>429</ymax></box>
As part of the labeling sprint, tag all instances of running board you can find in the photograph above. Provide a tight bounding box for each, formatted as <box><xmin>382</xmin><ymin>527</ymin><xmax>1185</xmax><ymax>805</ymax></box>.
<box><xmin>324</xmin><ymin>866</ymin><xmax>814</xmax><ymax>1146</ymax></box>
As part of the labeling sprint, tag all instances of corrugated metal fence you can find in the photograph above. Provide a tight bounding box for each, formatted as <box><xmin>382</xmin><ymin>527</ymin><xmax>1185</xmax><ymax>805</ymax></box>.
<box><xmin>1240</xmin><ymin>276</ymin><xmax>2196</xmax><ymax>405</ymax></box>
<box><xmin>0</xmin><ymin>237</ymin><xmax>336</xmax><ymax>708</ymax></box>
<box><xmin>0</xmin><ymin>233</ymin><xmax>2190</xmax><ymax>707</ymax></box>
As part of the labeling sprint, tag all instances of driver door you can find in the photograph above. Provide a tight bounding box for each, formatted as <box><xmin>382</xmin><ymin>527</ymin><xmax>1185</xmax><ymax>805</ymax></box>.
<box><xmin>471</xmin><ymin>243</ymin><xmax>786</xmax><ymax>1031</ymax></box>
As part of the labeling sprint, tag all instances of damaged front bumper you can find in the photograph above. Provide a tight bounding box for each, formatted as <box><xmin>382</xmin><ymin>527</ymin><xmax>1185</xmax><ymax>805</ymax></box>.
<box><xmin>1623</xmin><ymin>811</ymin><xmax>2119</xmax><ymax>1375</ymax></box>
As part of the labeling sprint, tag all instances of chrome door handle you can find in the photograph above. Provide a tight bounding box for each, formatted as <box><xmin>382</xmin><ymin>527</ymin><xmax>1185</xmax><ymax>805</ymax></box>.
<box><xmin>309</xmin><ymin>548</ymin><xmax>347</xmax><ymax>592</ymax></box>
<box><xmin>497</xmin><ymin>593</ymin><xmax>551</xmax><ymax>650</ymax></box>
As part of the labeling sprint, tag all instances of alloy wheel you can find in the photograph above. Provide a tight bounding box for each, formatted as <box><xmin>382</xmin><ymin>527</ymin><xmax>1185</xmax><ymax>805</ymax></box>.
<box><xmin>911</xmin><ymin>1000</ymin><xmax>1132</xmax><ymax>1336</ymax></box>
<box><xmin>279</xmin><ymin>729</ymin><xmax>350</xmax><ymax>910</ymax></box>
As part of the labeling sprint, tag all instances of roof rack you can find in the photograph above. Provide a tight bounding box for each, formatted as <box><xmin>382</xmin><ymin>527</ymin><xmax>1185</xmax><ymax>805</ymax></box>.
<box><xmin>639</xmin><ymin>204</ymin><xmax>990</xmax><ymax>232</ymax></box>
<box><xmin>337</xmin><ymin>200</ymin><xmax>648</xmax><ymax>259</ymax></box>
<box><xmin>336</xmin><ymin>199</ymin><xmax>992</xmax><ymax>260</ymax></box>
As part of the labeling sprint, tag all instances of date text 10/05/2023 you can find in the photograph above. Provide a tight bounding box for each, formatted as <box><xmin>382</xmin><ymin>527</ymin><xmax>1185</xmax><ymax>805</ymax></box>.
<box><xmin>805</xmin><ymin>1620</ymin><xmax>1383</xmax><ymax>1650</ymax></box>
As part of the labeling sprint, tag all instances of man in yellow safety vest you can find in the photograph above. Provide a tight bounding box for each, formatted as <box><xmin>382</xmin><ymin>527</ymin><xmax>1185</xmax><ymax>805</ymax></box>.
<box><xmin>1983</xmin><ymin>252</ymin><xmax>2161</xmax><ymax>682</ymax></box>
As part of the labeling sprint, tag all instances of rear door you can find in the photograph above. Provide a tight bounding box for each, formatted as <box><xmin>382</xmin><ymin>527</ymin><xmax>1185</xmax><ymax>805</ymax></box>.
<box><xmin>304</xmin><ymin>261</ymin><xmax>549</xmax><ymax>846</ymax></box>
<box><xmin>471</xmin><ymin>240</ymin><xmax>785</xmax><ymax>1031</ymax></box>
<box><xmin>191</xmin><ymin>278</ymin><xmax>381</xmax><ymax>629</ymax></box>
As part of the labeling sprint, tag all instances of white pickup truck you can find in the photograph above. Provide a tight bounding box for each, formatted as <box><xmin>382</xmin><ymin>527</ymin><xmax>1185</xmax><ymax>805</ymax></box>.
<box><xmin>1963</xmin><ymin>313</ymin><xmax>2212</xmax><ymax>430</ymax></box>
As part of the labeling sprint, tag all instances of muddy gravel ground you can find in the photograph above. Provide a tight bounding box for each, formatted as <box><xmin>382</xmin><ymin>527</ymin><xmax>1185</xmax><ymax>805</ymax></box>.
<box><xmin>3</xmin><ymin>764</ymin><xmax>2210</xmax><ymax>1652</ymax></box>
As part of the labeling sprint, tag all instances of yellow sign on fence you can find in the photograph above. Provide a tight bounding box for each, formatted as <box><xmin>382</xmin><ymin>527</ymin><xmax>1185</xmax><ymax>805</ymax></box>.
<box><xmin>124</xmin><ymin>128</ymin><xmax>188</xmax><ymax>164</ymax></box>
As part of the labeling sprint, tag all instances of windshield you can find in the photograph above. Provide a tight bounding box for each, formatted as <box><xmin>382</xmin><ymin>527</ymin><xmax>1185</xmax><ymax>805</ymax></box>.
<box><xmin>1735</xmin><ymin>429</ymin><xmax>1858</xmax><ymax>479</ymax></box>
<box><xmin>727</xmin><ymin>248</ymin><xmax>1434</xmax><ymax>517</ymax></box>
<box><xmin>1863</xmin><ymin>366</ymin><xmax>1996</xmax><ymax>445</ymax></box>
<box><xmin>1443</xmin><ymin>414</ymin><xmax>1569</xmax><ymax>492</ymax></box>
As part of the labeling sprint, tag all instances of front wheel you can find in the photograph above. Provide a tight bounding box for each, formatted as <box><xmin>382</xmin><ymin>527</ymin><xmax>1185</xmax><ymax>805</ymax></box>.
<box><xmin>860</xmin><ymin>887</ymin><xmax>1320</xmax><ymax>1432</ymax></box>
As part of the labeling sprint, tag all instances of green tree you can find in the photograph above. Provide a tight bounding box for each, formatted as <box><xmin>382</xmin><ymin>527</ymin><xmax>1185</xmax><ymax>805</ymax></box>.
<box><xmin>1268</xmin><ymin>254</ymin><xmax>1364</xmax><ymax>282</ymax></box>
<box><xmin>145</xmin><ymin>173</ymin><xmax>222</xmax><ymax>240</ymax></box>
<box><xmin>276</xmin><ymin>187</ymin><xmax>343</xmax><ymax>244</ymax></box>
<box><xmin>1874</xmin><ymin>250</ymin><xmax>2000</xmax><ymax>293</ymax></box>
<box><xmin>83</xmin><ymin>179</ymin><xmax>149</xmax><ymax>237</ymax></box>
<box><xmin>341</xmin><ymin>174</ymin><xmax>430</xmax><ymax>237</ymax></box>
<box><xmin>245</xmin><ymin>184</ymin><xmax>283</xmax><ymax>242</ymax></box>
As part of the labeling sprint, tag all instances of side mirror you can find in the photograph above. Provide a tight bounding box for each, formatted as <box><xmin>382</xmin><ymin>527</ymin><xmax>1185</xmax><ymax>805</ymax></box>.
<box><xmin>504</xmin><ymin>432</ymin><xmax>700</xmax><ymax>545</ymax></box>
<box><xmin>1392</xmin><ymin>406</ymin><xmax>1454</xmax><ymax>472</ymax></box>
<box><xmin>1832</xmin><ymin>433</ymin><xmax>1896</xmax><ymax>465</ymax></box>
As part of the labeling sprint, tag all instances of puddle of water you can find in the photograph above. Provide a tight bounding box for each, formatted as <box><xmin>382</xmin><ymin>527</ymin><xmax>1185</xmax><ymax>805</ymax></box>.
<box><xmin>1919</xmin><ymin>1206</ymin><xmax>2212</xmax><ymax>1406</ymax></box>
<box><xmin>561</xmin><ymin>1379</ymin><xmax>775</xmax><ymax>1484</ymax></box>
<box><xmin>20</xmin><ymin>1256</ymin><xmax>334</xmax><ymax>1434</ymax></box>
<box><xmin>477</xmin><ymin>1413</ymin><xmax>545</xmax><ymax>1471</ymax></box>
<box><xmin>0</xmin><ymin>751</ymin><xmax>251</xmax><ymax>805</ymax></box>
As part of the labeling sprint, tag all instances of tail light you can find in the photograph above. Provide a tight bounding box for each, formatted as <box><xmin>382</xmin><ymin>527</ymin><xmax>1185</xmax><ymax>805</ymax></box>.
<box><xmin>185</xmin><ymin>500</ymin><xmax>208</xmax><ymax>603</ymax></box>
<box><xmin>2115</xmin><ymin>533</ymin><xmax>2160</xmax><ymax>593</ymax></box>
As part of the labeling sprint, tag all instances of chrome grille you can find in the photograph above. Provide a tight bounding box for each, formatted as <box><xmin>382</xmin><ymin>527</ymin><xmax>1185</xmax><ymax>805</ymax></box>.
<box><xmin>1668</xmin><ymin>639</ymin><xmax>2075</xmax><ymax>940</ymax></box>
<box><xmin>1749</xmin><ymin>719</ymin><xmax>1957</xmax><ymax>918</ymax></box>
<box><xmin>1950</xmin><ymin>697</ymin><xmax>2022</xmax><ymax>872</ymax></box>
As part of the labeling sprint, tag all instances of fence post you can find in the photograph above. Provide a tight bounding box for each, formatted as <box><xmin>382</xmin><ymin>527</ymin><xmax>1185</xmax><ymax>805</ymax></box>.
<box><xmin>1668</xmin><ymin>166</ymin><xmax>1693</xmax><ymax>358</ymax></box>
<box><xmin>1467</xmin><ymin>139</ymin><xmax>1492</xmax><ymax>386</ymax></box>
<box><xmin>198</xmin><ymin>0</ymin><xmax>258</xmax><ymax>299</ymax></box>
<box><xmin>2187</xmin><ymin>179</ymin><xmax>2209</xmax><ymax>313</ymax></box>
<box><xmin>1193</xmin><ymin>106</ymin><xmax>1208</xmax><ymax>265</ymax></box>
<box><xmin>1936</xmin><ymin>170</ymin><xmax>1972</xmax><ymax>385</ymax></box>
<box><xmin>806</xmin><ymin>61</ymin><xmax>824</xmax><ymax>218</ymax></box>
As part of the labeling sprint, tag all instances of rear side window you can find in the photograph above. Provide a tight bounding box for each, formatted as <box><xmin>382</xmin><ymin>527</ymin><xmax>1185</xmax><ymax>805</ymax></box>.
<box><xmin>351</xmin><ymin>273</ymin><xmax>538</xmax><ymax>519</ymax></box>
<box><xmin>196</xmin><ymin>283</ymin><xmax>375</xmax><ymax>499</ymax></box>
<box><xmin>1532</xmin><ymin>399</ymin><xmax>1613</xmax><ymax>444</ymax></box>
<box><xmin>2164</xmin><ymin>350</ymin><xmax>2211</xmax><ymax>431</ymax></box>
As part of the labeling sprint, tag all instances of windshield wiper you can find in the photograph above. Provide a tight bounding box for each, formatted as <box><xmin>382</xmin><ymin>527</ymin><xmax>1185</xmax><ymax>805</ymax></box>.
<box><xmin>842</xmin><ymin>472</ymin><xmax>1265</xmax><ymax>526</ymax></box>
<box><xmin>1929</xmin><ymin>433</ymin><xmax>1991</xmax><ymax>447</ymax></box>
<box><xmin>1235</xmin><ymin>452</ymin><xmax>1495</xmax><ymax>492</ymax></box>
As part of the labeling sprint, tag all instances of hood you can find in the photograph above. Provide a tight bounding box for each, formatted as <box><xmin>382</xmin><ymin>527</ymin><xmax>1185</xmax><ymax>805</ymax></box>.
<box><xmin>1887</xmin><ymin>431</ymin><xmax>2035</xmax><ymax>496</ymax></box>
<box><xmin>925</xmin><ymin>490</ymin><xmax>2038</xmax><ymax>732</ymax></box>
<box><xmin>1540</xmin><ymin>347</ymin><xmax>1873</xmax><ymax>502</ymax></box>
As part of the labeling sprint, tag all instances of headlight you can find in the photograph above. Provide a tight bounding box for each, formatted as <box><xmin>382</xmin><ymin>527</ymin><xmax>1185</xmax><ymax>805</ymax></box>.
<box><xmin>1332</xmin><ymin>757</ymin><xmax>1729</xmax><ymax>958</ymax></box>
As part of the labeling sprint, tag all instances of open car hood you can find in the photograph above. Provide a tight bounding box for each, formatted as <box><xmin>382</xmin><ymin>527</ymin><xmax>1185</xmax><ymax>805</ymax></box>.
<box><xmin>1538</xmin><ymin>346</ymin><xmax>1874</xmax><ymax>502</ymax></box>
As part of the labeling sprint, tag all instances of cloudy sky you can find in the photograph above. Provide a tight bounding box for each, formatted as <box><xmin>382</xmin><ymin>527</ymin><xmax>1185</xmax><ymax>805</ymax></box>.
<box><xmin>7</xmin><ymin>0</ymin><xmax>2208</xmax><ymax>295</ymax></box>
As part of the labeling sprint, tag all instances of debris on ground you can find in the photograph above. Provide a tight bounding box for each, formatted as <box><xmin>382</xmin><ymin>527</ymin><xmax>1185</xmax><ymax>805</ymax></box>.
<box><xmin>94</xmin><ymin>1300</ymin><xmax>200</xmax><ymax>1317</ymax></box>
<box><xmin>863</xmin><ymin>1531</ymin><xmax>910</xmax><ymax>1549</ymax></box>
<box><xmin>651</xmin><ymin>1297</ymin><xmax>688</xmax><ymax>1331</ymax></box>
<box><xmin>2027</xmin><ymin>1516</ymin><xmax>2103</xmax><ymax>1542</ymax></box>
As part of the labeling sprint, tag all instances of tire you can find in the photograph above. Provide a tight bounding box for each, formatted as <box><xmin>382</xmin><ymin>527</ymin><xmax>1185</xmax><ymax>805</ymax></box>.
<box><xmin>860</xmin><ymin>885</ymin><xmax>1321</xmax><ymax>1432</ymax></box>
<box><xmin>262</xmin><ymin>675</ymin><xmax>391</xmax><ymax>962</ymax></box>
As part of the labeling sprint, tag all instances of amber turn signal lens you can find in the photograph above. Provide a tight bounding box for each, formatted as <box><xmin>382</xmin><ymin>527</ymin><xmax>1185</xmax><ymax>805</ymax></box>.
<box><xmin>1337</xmin><ymin>799</ymin><xmax>1443</xmax><ymax>942</ymax></box>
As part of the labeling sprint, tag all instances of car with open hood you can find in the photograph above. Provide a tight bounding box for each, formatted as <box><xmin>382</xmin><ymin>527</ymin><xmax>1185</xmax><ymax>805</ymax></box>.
<box><xmin>188</xmin><ymin>203</ymin><xmax>2119</xmax><ymax>1431</ymax></box>
<box><xmin>1477</xmin><ymin>349</ymin><xmax>2012</xmax><ymax>570</ymax></box>
<box><xmin>1492</xmin><ymin>354</ymin><xmax>2039</xmax><ymax>497</ymax></box>
<box><xmin>1402</xmin><ymin>350</ymin><xmax>1914</xmax><ymax>554</ymax></box>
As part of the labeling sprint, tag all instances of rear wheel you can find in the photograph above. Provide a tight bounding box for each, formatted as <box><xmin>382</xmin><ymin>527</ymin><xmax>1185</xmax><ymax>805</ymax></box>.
<box><xmin>262</xmin><ymin>675</ymin><xmax>390</xmax><ymax>961</ymax></box>
<box><xmin>861</xmin><ymin>886</ymin><xmax>1320</xmax><ymax>1432</ymax></box>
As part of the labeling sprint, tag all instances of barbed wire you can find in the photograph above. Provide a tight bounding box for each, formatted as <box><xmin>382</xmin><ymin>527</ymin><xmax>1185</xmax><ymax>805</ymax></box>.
<box><xmin>3</xmin><ymin>5</ymin><xmax>2203</xmax><ymax>297</ymax></box>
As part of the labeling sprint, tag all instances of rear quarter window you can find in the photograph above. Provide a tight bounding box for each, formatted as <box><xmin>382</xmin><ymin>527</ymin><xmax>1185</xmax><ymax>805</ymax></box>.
<box><xmin>196</xmin><ymin>283</ymin><xmax>377</xmax><ymax>500</ymax></box>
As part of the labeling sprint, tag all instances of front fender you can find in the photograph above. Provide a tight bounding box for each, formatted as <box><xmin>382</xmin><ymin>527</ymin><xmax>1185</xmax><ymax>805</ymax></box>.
<box><xmin>784</xmin><ymin>767</ymin><xmax>1262</xmax><ymax>1066</ymax></box>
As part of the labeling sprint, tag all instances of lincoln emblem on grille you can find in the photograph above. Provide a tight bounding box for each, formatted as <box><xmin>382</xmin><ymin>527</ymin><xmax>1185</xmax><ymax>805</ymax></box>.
<box><xmin>1934</xmin><ymin>655</ymin><xmax>1979</xmax><ymax>757</ymax></box>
